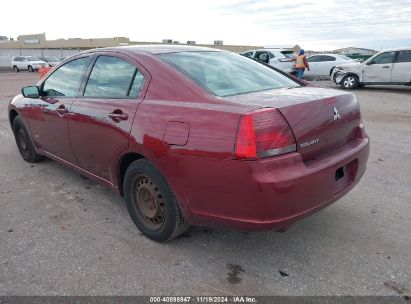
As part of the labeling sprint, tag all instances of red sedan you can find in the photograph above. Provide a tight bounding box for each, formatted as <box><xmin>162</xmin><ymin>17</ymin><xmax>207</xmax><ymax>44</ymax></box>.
<box><xmin>8</xmin><ymin>46</ymin><xmax>370</xmax><ymax>241</ymax></box>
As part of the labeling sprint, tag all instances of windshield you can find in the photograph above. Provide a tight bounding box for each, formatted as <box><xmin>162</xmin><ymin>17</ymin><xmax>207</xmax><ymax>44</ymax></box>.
<box><xmin>281</xmin><ymin>51</ymin><xmax>297</xmax><ymax>58</ymax></box>
<box><xmin>159</xmin><ymin>51</ymin><xmax>300</xmax><ymax>97</ymax></box>
<box><xmin>45</xmin><ymin>56</ymin><xmax>61</xmax><ymax>62</ymax></box>
<box><xmin>339</xmin><ymin>55</ymin><xmax>353</xmax><ymax>60</ymax></box>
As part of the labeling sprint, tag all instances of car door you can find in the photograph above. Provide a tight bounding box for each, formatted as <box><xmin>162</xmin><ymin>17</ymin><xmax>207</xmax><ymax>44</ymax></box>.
<box><xmin>26</xmin><ymin>55</ymin><xmax>92</xmax><ymax>163</ymax></box>
<box><xmin>69</xmin><ymin>53</ymin><xmax>149</xmax><ymax>182</ymax></box>
<box><xmin>305</xmin><ymin>56</ymin><xmax>321</xmax><ymax>76</ymax></box>
<box><xmin>362</xmin><ymin>51</ymin><xmax>396</xmax><ymax>83</ymax></box>
<box><xmin>18</xmin><ymin>57</ymin><xmax>26</xmax><ymax>70</ymax></box>
<box><xmin>317</xmin><ymin>55</ymin><xmax>336</xmax><ymax>76</ymax></box>
<box><xmin>391</xmin><ymin>50</ymin><xmax>411</xmax><ymax>83</ymax></box>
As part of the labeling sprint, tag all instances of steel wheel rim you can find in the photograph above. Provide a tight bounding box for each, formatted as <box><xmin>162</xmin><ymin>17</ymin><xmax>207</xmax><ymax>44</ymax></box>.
<box><xmin>133</xmin><ymin>175</ymin><xmax>165</xmax><ymax>229</ymax></box>
<box><xmin>344</xmin><ymin>76</ymin><xmax>355</xmax><ymax>87</ymax></box>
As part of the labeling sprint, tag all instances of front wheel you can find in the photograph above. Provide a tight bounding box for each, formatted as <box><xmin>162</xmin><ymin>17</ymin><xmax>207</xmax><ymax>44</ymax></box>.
<box><xmin>341</xmin><ymin>74</ymin><xmax>359</xmax><ymax>89</ymax></box>
<box><xmin>12</xmin><ymin>116</ymin><xmax>44</xmax><ymax>163</ymax></box>
<box><xmin>13</xmin><ymin>65</ymin><xmax>19</xmax><ymax>72</ymax></box>
<box><xmin>123</xmin><ymin>159</ymin><xmax>189</xmax><ymax>242</ymax></box>
<box><xmin>28</xmin><ymin>65</ymin><xmax>34</xmax><ymax>72</ymax></box>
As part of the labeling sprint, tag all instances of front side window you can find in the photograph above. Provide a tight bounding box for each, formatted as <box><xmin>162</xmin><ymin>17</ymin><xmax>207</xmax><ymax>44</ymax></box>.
<box><xmin>371</xmin><ymin>52</ymin><xmax>396</xmax><ymax>64</ymax></box>
<box><xmin>159</xmin><ymin>51</ymin><xmax>300</xmax><ymax>97</ymax></box>
<box><xmin>396</xmin><ymin>50</ymin><xmax>411</xmax><ymax>63</ymax></box>
<box><xmin>42</xmin><ymin>57</ymin><xmax>90</xmax><ymax>97</ymax></box>
<box><xmin>84</xmin><ymin>56</ymin><xmax>143</xmax><ymax>98</ymax></box>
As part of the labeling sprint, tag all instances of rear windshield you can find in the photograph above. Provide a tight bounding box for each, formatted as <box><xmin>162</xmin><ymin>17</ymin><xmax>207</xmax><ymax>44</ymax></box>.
<box><xmin>159</xmin><ymin>51</ymin><xmax>300</xmax><ymax>97</ymax></box>
<box><xmin>281</xmin><ymin>51</ymin><xmax>297</xmax><ymax>58</ymax></box>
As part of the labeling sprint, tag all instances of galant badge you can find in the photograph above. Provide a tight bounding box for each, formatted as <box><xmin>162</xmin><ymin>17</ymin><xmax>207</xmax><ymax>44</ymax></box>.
<box><xmin>333</xmin><ymin>106</ymin><xmax>341</xmax><ymax>121</ymax></box>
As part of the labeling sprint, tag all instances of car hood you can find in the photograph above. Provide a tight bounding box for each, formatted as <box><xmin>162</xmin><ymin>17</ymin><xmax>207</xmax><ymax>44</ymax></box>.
<box><xmin>336</xmin><ymin>62</ymin><xmax>363</xmax><ymax>71</ymax></box>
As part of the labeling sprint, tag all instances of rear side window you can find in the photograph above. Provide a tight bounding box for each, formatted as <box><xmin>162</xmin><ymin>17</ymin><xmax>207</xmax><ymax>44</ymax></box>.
<box><xmin>396</xmin><ymin>50</ymin><xmax>411</xmax><ymax>63</ymax></box>
<box><xmin>281</xmin><ymin>51</ymin><xmax>296</xmax><ymax>58</ymax></box>
<box><xmin>242</xmin><ymin>52</ymin><xmax>254</xmax><ymax>58</ymax></box>
<box><xmin>159</xmin><ymin>51</ymin><xmax>300</xmax><ymax>97</ymax></box>
<box><xmin>307</xmin><ymin>56</ymin><xmax>321</xmax><ymax>62</ymax></box>
<box><xmin>320</xmin><ymin>55</ymin><xmax>336</xmax><ymax>62</ymax></box>
<box><xmin>84</xmin><ymin>56</ymin><xmax>143</xmax><ymax>98</ymax></box>
<box><xmin>372</xmin><ymin>52</ymin><xmax>396</xmax><ymax>64</ymax></box>
<box><xmin>42</xmin><ymin>57</ymin><xmax>90</xmax><ymax>97</ymax></box>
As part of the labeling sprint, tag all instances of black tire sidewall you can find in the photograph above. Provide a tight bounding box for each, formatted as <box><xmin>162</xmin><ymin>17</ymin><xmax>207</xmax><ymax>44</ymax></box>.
<box><xmin>28</xmin><ymin>66</ymin><xmax>33</xmax><ymax>72</ymax></box>
<box><xmin>12</xmin><ymin>116</ymin><xmax>41</xmax><ymax>162</ymax></box>
<box><xmin>124</xmin><ymin>159</ymin><xmax>180</xmax><ymax>242</ymax></box>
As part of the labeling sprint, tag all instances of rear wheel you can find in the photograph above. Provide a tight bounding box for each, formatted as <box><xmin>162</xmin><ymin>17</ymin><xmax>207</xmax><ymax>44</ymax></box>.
<box><xmin>28</xmin><ymin>65</ymin><xmax>34</xmax><ymax>72</ymax></box>
<box><xmin>12</xmin><ymin>116</ymin><xmax>44</xmax><ymax>163</ymax></box>
<box><xmin>13</xmin><ymin>65</ymin><xmax>19</xmax><ymax>72</ymax></box>
<box><xmin>123</xmin><ymin>159</ymin><xmax>189</xmax><ymax>242</ymax></box>
<box><xmin>341</xmin><ymin>74</ymin><xmax>359</xmax><ymax>89</ymax></box>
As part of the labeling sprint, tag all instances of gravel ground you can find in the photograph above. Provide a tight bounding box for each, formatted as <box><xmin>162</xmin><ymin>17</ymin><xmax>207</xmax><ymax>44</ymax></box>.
<box><xmin>0</xmin><ymin>72</ymin><xmax>410</xmax><ymax>296</ymax></box>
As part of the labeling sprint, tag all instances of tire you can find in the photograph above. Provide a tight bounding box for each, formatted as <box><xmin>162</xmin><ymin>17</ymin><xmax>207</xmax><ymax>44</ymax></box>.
<box><xmin>28</xmin><ymin>65</ymin><xmax>34</xmax><ymax>72</ymax></box>
<box><xmin>341</xmin><ymin>74</ymin><xmax>359</xmax><ymax>90</ymax></box>
<box><xmin>123</xmin><ymin>159</ymin><xmax>189</xmax><ymax>242</ymax></box>
<box><xmin>12</xmin><ymin>116</ymin><xmax>44</xmax><ymax>163</ymax></box>
<box><xmin>13</xmin><ymin>65</ymin><xmax>19</xmax><ymax>72</ymax></box>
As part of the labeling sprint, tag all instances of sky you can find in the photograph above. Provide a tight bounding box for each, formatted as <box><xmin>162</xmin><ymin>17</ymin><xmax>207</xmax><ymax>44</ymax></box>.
<box><xmin>1</xmin><ymin>0</ymin><xmax>411</xmax><ymax>51</ymax></box>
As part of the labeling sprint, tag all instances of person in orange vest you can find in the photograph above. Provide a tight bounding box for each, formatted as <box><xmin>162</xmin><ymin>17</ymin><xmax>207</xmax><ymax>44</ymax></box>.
<box><xmin>293</xmin><ymin>49</ymin><xmax>310</xmax><ymax>79</ymax></box>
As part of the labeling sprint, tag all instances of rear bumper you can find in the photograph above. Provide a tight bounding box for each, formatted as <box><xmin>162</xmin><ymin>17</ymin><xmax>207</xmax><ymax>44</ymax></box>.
<box><xmin>158</xmin><ymin>128</ymin><xmax>370</xmax><ymax>231</ymax></box>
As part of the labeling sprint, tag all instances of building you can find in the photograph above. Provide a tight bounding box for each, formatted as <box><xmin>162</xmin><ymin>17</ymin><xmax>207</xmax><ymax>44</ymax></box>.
<box><xmin>0</xmin><ymin>32</ymin><xmax>263</xmax><ymax>68</ymax></box>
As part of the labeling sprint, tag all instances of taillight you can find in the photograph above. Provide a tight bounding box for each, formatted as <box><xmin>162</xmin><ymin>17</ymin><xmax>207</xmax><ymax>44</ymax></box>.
<box><xmin>234</xmin><ymin>108</ymin><xmax>296</xmax><ymax>159</ymax></box>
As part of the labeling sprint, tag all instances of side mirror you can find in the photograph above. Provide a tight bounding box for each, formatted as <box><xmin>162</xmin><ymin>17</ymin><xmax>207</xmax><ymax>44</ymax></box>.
<box><xmin>22</xmin><ymin>86</ymin><xmax>40</xmax><ymax>98</ymax></box>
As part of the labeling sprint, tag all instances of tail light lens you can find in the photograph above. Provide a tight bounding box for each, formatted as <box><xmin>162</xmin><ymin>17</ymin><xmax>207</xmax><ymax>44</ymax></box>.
<box><xmin>235</xmin><ymin>108</ymin><xmax>296</xmax><ymax>159</ymax></box>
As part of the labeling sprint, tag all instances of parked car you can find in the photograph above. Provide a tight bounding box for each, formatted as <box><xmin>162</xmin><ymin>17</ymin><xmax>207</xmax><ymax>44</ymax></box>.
<box><xmin>9</xmin><ymin>46</ymin><xmax>369</xmax><ymax>241</ymax></box>
<box><xmin>304</xmin><ymin>54</ymin><xmax>356</xmax><ymax>77</ymax></box>
<box><xmin>241</xmin><ymin>48</ymin><xmax>297</xmax><ymax>73</ymax></box>
<box><xmin>332</xmin><ymin>47</ymin><xmax>411</xmax><ymax>89</ymax></box>
<box><xmin>40</xmin><ymin>56</ymin><xmax>62</xmax><ymax>67</ymax></box>
<box><xmin>11</xmin><ymin>56</ymin><xmax>48</xmax><ymax>72</ymax></box>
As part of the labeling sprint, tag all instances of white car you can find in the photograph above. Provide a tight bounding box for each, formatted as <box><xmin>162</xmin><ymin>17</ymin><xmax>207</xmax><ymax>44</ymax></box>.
<box><xmin>241</xmin><ymin>48</ymin><xmax>297</xmax><ymax>73</ymax></box>
<box><xmin>305</xmin><ymin>54</ymin><xmax>356</xmax><ymax>77</ymax></box>
<box><xmin>11</xmin><ymin>56</ymin><xmax>48</xmax><ymax>72</ymax></box>
<box><xmin>332</xmin><ymin>47</ymin><xmax>411</xmax><ymax>89</ymax></box>
<box><xmin>41</xmin><ymin>56</ymin><xmax>62</xmax><ymax>67</ymax></box>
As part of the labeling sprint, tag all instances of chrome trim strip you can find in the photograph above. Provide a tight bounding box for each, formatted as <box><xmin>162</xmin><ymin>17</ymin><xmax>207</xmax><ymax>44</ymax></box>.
<box><xmin>258</xmin><ymin>144</ymin><xmax>297</xmax><ymax>158</ymax></box>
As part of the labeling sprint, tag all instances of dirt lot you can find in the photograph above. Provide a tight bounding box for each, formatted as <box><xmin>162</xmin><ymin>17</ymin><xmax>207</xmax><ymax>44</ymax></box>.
<box><xmin>0</xmin><ymin>72</ymin><xmax>410</xmax><ymax>296</ymax></box>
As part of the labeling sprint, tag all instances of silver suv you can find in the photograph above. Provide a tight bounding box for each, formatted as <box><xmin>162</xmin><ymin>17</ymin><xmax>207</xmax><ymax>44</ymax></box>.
<box><xmin>332</xmin><ymin>47</ymin><xmax>411</xmax><ymax>89</ymax></box>
<box><xmin>241</xmin><ymin>48</ymin><xmax>297</xmax><ymax>73</ymax></box>
<box><xmin>11</xmin><ymin>56</ymin><xmax>47</xmax><ymax>72</ymax></box>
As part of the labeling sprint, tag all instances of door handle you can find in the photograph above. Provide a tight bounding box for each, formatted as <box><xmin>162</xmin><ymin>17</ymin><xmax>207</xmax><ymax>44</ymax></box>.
<box><xmin>382</xmin><ymin>66</ymin><xmax>390</xmax><ymax>68</ymax></box>
<box><xmin>56</xmin><ymin>105</ymin><xmax>68</xmax><ymax>116</ymax></box>
<box><xmin>108</xmin><ymin>111</ymin><xmax>128</xmax><ymax>122</ymax></box>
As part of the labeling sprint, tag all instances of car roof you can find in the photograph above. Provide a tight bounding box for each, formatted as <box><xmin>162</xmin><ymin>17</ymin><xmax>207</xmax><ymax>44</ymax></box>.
<box><xmin>97</xmin><ymin>45</ymin><xmax>224</xmax><ymax>55</ymax></box>
<box><xmin>378</xmin><ymin>46</ymin><xmax>411</xmax><ymax>52</ymax></box>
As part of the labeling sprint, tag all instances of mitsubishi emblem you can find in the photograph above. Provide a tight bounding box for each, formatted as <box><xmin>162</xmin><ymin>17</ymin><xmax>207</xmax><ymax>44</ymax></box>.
<box><xmin>333</xmin><ymin>106</ymin><xmax>341</xmax><ymax>121</ymax></box>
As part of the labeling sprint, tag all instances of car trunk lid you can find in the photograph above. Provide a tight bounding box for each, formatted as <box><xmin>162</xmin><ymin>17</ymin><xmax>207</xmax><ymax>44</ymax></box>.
<box><xmin>224</xmin><ymin>86</ymin><xmax>361</xmax><ymax>161</ymax></box>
